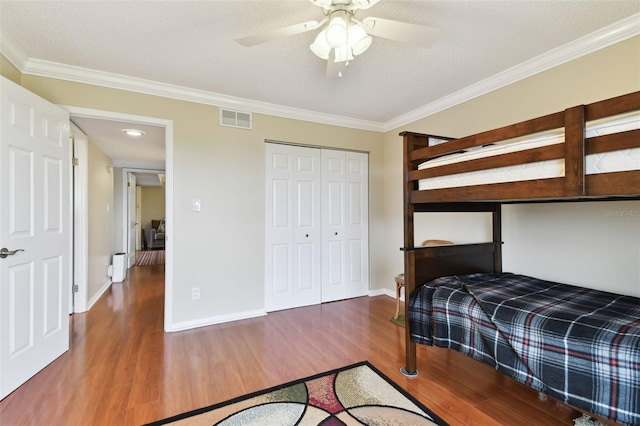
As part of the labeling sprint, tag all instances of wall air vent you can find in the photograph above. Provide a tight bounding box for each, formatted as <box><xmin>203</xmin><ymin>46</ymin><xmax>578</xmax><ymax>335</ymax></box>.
<box><xmin>220</xmin><ymin>109</ymin><xmax>252</xmax><ymax>130</ymax></box>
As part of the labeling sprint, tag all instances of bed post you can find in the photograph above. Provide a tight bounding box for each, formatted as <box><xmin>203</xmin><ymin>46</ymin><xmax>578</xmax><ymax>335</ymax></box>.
<box><xmin>400</xmin><ymin>132</ymin><xmax>419</xmax><ymax>377</ymax></box>
<box><xmin>493</xmin><ymin>203</ymin><xmax>502</xmax><ymax>273</ymax></box>
<box><xmin>564</xmin><ymin>105</ymin><xmax>585</xmax><ymax>197</ymax></box>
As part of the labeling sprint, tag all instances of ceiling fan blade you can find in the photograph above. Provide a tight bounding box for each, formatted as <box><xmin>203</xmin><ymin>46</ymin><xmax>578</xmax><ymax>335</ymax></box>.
<box><xmin>236</xmin><ymin>20</ymin><xmax>321</xmax><ymax>47</ymax></box>
<box><xmin>308</xmin><ymin>0</ymin><xmax>380</xmax><ymax>10</ymax></box>
<box><xmin>361</xmin><ymin>17</ymin><xmax>439</xmax><ymax>48</ymax></box>
<box><xmin>351</xmin><ymin>0</ymin><xmax>382</xmax><ymax>10</ymax></box>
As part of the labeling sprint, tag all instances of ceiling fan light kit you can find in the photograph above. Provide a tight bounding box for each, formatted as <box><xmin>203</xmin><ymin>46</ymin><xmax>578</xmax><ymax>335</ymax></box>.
<box><xmin>348</xmin><ymin>23</ymin><xmax>372</xmax><ymax>56</ymax></box>
<box><xmin>326</xmin><ymin>11</ymin><xmax>349</xmax><ymax>47</ymax></box>
<box><xmin>310</xmin><ymin>10</ymin><xmax>372</xmax><ymax>63</ymax></box>
<box><xmin>310</xmin><ymin>29</ymin><xmax>332</xmax><ymax>60</ymax></box>
<box><xmin>237</xmin><ymin>0</ymin><xmax>436</xmax><ymax>77</ymax></box>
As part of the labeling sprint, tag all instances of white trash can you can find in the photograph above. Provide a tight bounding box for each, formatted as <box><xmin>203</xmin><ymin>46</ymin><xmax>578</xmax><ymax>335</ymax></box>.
<box><xmin>111</xmin><ymin>252</ymin><xmax>126</xmax><ymax>283</ymax></box>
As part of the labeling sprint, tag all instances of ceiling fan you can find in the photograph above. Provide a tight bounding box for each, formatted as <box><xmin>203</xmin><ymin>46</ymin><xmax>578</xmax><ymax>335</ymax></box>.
<box><xmin>236</xmin><ymin>0</ymin><xmax>438</xmax><ymax>78</ymax></box>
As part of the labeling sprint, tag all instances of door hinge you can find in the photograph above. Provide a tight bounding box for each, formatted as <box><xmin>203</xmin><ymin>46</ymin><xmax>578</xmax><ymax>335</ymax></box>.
<box><xmin>72</xmin><ymin>157</ymin><xmax>79</xmax><ymax>166</ymax></box>
<box><xmin>72</xmin><ymin>284</ymin><xmax>79</xmax><ymax>293</ymax></box>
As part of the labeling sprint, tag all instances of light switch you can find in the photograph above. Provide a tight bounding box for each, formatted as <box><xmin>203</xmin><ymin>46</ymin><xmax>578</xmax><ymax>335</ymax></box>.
<box><xmin>192</xmin><ymin>199</ymin><xmax>201</xmax><ymax>212</ymax></box>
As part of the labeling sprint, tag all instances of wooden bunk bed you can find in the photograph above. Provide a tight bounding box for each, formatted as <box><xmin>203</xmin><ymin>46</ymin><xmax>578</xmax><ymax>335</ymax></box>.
<box><xmin>400</xmin><ymin>91</ymin><xmax>640</xmax><ymax>425</ymax></box>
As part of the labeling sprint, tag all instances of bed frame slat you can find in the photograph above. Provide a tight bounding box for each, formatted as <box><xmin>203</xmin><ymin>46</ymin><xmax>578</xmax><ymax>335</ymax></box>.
<box><xmin>408</xmin><ymin>111</ymin><xmax>565</xmax><ymax>163</ymax></box>
<box><xmin>411</xmin><ymin>179</ymin><xmax>568</xmax><ymax>203</ymax></box>
<box><xmin>587</xmin><ymin>171</ymin><xmax>640</xmax><ymax>196</ymax></box>
<box><xmin>585</xmin><ymin>91</ymin><xmax>640</xmax><ymax>121</ymax></box>
<box><xmin>587</xmin><ymin>128</ymin><xmax>640</xmax><ymax>154</ymax></box>
<box><xmin>409</xmin><ymin>144</ymin><xmax>565</xmax><ymax>181</ymax></box>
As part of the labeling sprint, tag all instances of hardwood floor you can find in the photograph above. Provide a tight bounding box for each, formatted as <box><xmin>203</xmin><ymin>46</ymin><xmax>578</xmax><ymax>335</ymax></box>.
<box><xmin>0</xmin><ymin>265</ymin><xmax>587</xmax><ymax>425</ymax></box>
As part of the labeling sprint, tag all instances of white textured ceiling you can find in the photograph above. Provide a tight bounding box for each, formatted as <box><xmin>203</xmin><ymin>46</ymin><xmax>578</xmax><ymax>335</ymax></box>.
<box><xmin>1</xmin><ymin>1</ymin><xmax>639</xmax><ymax>167</ymax></box>
<box><xmin>2</xmin><ymin>1</ymin><xmax>639</xmax><ymax>123</ymax></box>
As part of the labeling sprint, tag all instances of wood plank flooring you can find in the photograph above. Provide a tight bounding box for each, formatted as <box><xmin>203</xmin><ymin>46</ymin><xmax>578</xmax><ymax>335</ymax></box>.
<box><xmin>0</xmin><ymin>265</ymin><xmax>590</xmax><ymax>425</ymax></box>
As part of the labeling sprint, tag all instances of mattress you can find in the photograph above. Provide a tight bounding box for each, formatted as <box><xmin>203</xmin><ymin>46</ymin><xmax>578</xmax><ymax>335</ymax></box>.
<box><xmin>418</xmin><ymin>113</ymin><xmax>640</xmax><ymax>190</ymax></box>
<box><xmin>408</xmin><ymin>272</ymin><xmax>640</xmax><ymax>425</ymax></box>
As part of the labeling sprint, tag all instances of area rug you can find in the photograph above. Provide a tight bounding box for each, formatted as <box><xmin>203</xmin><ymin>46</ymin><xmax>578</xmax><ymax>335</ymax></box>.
<box><xmin>145</xmin><ymin>361</ymin><xmax>447</xmax><ymax>425</ymax></box>
<box><xmin>133</xmin><ymin>250</ymin><xmax>165</xmax><ymax>267</ymax></box>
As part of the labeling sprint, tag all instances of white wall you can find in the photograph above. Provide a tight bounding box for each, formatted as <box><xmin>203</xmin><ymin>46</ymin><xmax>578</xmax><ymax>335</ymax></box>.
<box><xmin>112</xmin><ymin>167</ymin><xmax>124</xmax><ymax>254</ymax></box>
<box><xmin>383</xmin><ymin>36</ymin><xmax>640</xmax><ymax>297</ymax></box>
<box><xmin>140</xmin><ymin>186</ymin><xmax>165</xmax><ymax>230</ymax></box>
<box><xmin>87</xmin><ymin>139</ymin><xmax>114</xmax><ymax>299</ymax></box>
<box><xmin>503</xmin><ymin>201</ymin><xmax>640</xmax><ymax>297</ymax></box>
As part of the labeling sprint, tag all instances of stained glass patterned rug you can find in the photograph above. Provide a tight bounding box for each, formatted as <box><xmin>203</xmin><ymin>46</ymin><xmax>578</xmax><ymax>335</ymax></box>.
<box><xmin>145</xmin><ymin>361</ymin><xmax>447</xmax><ymax>425</ymax></box>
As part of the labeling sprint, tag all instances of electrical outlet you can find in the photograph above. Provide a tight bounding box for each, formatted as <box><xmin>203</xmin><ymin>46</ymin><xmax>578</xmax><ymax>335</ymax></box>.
<box><xmin>191</xmin><ymin>287</ymin><xmax>200</xmax><ymax>300</ymax></box>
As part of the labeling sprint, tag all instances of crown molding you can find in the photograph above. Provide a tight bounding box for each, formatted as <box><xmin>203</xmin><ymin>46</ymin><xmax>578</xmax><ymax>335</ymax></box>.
<box><xmin>0</xmin><ymin>29</ymin><xmax>29</xmax><ymax>71</ymax></box>
<box><xmin>382</xmin><ymin>13</ymin><xmax>640</xmax><ymax>132</ymax></box>
<box><xmin>2</xmin><ymin>13</ymin><xmax>638</xmax><ymax>134</ymax></box>
<box><xmin>18</xmin><ymin>58</ymin><xmax>384</xmax><ymax>132</ymax></box>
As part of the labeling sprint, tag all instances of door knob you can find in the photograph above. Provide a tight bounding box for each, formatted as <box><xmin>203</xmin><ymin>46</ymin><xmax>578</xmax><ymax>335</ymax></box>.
<box><xmin>0</xmin><ymin>248</ymin><xmax>25</xmax><ymax>259</ymax></box>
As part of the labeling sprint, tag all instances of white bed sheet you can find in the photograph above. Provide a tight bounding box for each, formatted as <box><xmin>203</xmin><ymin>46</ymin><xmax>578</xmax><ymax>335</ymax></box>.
<box><xmin>418</xmin><ymin>113</ymin><xmax>640</xmax><ymax>190</ymax></box>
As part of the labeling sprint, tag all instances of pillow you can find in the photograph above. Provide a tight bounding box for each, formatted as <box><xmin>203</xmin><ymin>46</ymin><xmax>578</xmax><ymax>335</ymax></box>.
<box><xmin>157</xmin><ymin>220</ymin><xmax>166</xmax><ymax>233</ymax></box>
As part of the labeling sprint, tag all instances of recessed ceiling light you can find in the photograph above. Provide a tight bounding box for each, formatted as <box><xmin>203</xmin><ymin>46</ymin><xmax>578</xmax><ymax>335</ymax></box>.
<box><xmin>123</xmin><ymin>129</ymin><xmax>145</xmax><ymax>137</ymax></box>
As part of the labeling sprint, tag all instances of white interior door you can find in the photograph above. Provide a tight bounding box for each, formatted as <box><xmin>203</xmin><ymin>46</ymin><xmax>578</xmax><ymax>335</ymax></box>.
<box><xmin>321</xmin><ymin>150</ymin><xmax>347</xmax><ymax>302</ymax></box>
<box><xmin>0</xmin><ymin>76</ymin><xmax>71</xmax><ymax>399</ymax></box>
<box><xmin>265</xmin><ymin>143</ymin><xmax>321</xmax><ymax>312</ymax></box>
<box><xmin>127</xmin><ymin>172</ymin><xmax>136</xmax><ymax>267</ymax></box>
<box><xmin>344</xmin><ymin>151</ymin><xmax>369</xmax><ymax>298</ymax></box>
<box><xmin>322</xmin><ymin>150</ymin><xmax>369</xmax><ymax>302</ymax></box>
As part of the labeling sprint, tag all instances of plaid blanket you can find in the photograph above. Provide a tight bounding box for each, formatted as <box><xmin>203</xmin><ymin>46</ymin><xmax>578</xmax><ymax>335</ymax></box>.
<box><xmin>408</xmin><ymin>273</ymin><xmax>640</xmax><ymax>425</ymax></box>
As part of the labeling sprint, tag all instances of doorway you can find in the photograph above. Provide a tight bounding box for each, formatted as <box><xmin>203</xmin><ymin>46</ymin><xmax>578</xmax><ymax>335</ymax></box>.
<box><xmin>65</xmin><ymin>106</ymin><xmax>175</xmax><ymax>331</ymax></box>
<box><xmin>123</xmin><ymin>168</ymin><xmax>166</xmax><ymax>256</ymax></box>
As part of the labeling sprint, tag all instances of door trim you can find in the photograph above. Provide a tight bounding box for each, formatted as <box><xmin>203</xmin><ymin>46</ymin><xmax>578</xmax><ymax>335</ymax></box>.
<box><xmin>71</xmin><ymin>123</ymin><xmax>89</xmax><ymax>313</ymax></box>
<box><xmin>61</xmin><ymin>106</ymin><xmax>175</xmax><ymax>332</ymax></box>
<box><xmin>121</xmin><ymin>168</ymin><xmax>165</xmax><ymax>262</ymax></box>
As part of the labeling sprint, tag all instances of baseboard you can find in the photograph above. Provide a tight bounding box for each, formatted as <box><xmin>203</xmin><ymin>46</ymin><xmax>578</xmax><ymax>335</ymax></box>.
<box><xmin>369</xmin><ymin>288</ymin><xmax>404</xmax><ymax>302</ymax></box>
<box><xmin>170</xmin><ymin>309</ymin><xmax>267</xmax><ymax>332</ymax></box>
<box><xmin>86</xmin><ymin>279</ymin><xmax>112</xmax><ymax>311</ymax></box>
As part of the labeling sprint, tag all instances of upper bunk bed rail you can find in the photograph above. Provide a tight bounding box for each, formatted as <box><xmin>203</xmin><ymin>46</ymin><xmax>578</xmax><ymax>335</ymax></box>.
<box><xmin>401</xmin><ymin>91</ymin><xmax>640</xmax><ymax>203</ymax></box>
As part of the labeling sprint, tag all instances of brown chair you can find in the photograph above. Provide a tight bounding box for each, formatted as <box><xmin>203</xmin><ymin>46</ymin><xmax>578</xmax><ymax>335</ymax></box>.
<box><xmin>394</xmin><ymin>239</ymin><xmax>454</xmax><ymax>319</ymax></box>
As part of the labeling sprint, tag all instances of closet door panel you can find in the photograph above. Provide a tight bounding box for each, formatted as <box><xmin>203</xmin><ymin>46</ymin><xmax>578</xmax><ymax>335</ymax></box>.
<box><xmin>265</xmin><ymin>146</ymin><xmax>295</xmax><ymax>311</ymax></box>
<box><xmin>345</xmin><ymin>151</ymin><xmax>369</xmax><ymax>298</ymax></box>
<box><xmin>272</xmin><ymin>244</ymin><xmax>292</xmax><ymax>294</ymax></box>
<box><xmin>322</xmin><ymin>150</ymin><xmax>347</xmax><ymax>302</ymax></box>
<box><xmin>327</xmin><ymin>182</ymin><xmax>344</xmax><ymax>226</ymax></box>
<box><xmin>293</xmin><ymin>150</ymin><xmax>321</xmax><ymax>308</ymax></box>
<box><xmin>265</xmin><ymin>143</ymin><xmax>321</xmax><ymax>312</ymax></box>
<box><xmin>349</xmin><ymin>239</ymin><xmax>363</xmax><ymax>283</ymax></box>
<box><xmin>328</xmin><ymin>240</ymin><xmax>344</xmax><ymax>286</ymax></box>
